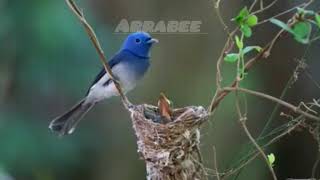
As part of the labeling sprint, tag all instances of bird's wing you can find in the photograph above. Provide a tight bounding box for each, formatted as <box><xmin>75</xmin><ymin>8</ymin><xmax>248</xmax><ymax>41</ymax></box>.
<box><xmin>85</xmin><ymin>53</ymin><xmax>123</xmax><ymax>95</ymax></box>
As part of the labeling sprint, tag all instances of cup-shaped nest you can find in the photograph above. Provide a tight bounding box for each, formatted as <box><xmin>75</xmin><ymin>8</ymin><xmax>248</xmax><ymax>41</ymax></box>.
<box><xmin>130</xmin><ymin>104</ymin><xmax>209</xmax><ymax>180</ymax></box>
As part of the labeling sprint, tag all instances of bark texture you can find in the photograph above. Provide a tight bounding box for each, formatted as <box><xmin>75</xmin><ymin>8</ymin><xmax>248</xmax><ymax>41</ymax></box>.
<box><xmin>130</xmin><ymin>104</ymin><xmax>209</xmax><ymax>180</ymax></box>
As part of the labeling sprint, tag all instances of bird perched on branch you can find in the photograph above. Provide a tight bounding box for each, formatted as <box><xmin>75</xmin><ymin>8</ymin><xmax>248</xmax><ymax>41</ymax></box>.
<box><xmin>49</xmin><ymin>32</ymin><xmax>158</xmax><ymax>136</ymax></box>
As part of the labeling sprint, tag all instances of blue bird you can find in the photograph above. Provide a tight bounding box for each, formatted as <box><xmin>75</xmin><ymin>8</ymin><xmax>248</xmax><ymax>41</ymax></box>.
<box><xmin>49</xmin><ymin>32</ymin><xmax>158</xmax><ymax>136</ymax></box>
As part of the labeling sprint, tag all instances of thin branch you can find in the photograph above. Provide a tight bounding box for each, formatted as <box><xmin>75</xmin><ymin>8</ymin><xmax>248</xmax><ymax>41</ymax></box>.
<box><xmin>214</xmin><ymin>0</ymin><xmax>230</xmax><ymax>36</ymax></box>
<box><xmin>260</xmin><ymin>0</ymin><xmax>264</xmax><ymax>10</ymax></box>
<box><xmin>249</xmin><ymin>0</ymin><xmax>260</xmax><ymax>12</ymax></box>
<box><xmin>240</xmin><ymin>119</ymin><xmax>277</xmax><ymax>180</ymax></box>
<box><xmin>208</xmin><ymin>0</ymin><xmax>317</xmax><ymax>113</ymax></box>
<box><xmin>251</xmin><ymin>0</ymin><xmax>278</xmax><ymax>15</ymax></box>
<box><xmin>256</xmin><ymin>2</ymin><xmax>306</xmax><ymax>26</ymax></box>
<box><xmin>259</xmin><ymin>53</ymin><xmax>309</xmax><ymax>137</ymax></box>
<box><xmin>212</xmin><ymin>146</ymin><xmax>221</xmax><ymax>180</ymax></box>
<box><xmin>65</xmin><ymin>0</ymin><xmax>131</xmax><ymax>109</ymax></box>
<box><xmin>235</xmin><ymin>92</ymin><xmax>277</xmax><ymax>180</ymax></box>
<box><xmin>311</xmin><ymin>154</ymin><xmax>320</xmax><ymax>178</ymax></box>
<box><xmin>208</xmin><ymin>30</ymin><xmax>236</xmax><ymax>113</ymax></box>
<box><xmin>224</xmin><ymin>87</ymin><xmax>320</xmax><ymax>122</ymax></box>
<box><xmin>221</xmin><ymin>117</ymin><xmax>302</xmax><ymax>179</ymax></box>
<box><xmin>224</xmin><ymin>100</ymin><xmax>319</xmax><ymax>179</ymax></box>
<box><xmin>208</xmin><ymin>22</ymin><xmax>286</xmax><ymax>113</ymax></box>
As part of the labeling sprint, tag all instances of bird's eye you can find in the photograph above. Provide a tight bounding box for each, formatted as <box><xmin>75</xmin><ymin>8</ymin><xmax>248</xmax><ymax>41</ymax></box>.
<box><xmin>135</xmin><ymin>38</ymin><xmax>141</xmax><ymax>43</ymax></box>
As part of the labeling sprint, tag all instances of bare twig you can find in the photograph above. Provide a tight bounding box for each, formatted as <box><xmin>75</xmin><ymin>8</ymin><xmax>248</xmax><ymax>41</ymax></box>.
<box><xmin>251</xmin><ymin>0</ymin><xmax>278</xmax><ymax>15</ymax></box>
<box><xmin>221</xmin><ymin>117</ymin><xmax>302</xmax><ymax>179</ymax></box>
<box><xmin>65</xmin><ymin>0</ymin><xmax>131</xmax><ymax>109</ymax></box>
<box><xmin>240</xmin><ymin>119</ymin><xmax>278</xmax><ymax>179</ymax></box>
<box><xmin>256</xmin><ymin>2</ymin><xmax>306</xmax><ymax>26</ymax></box>
<box><xmin>249</xmin><ymin>0</ymin><xmax>260</xmax><ymax>12</ymax></box>
<box><xmin>212</xmin><ymin>146</ymin><xmax>221</xmax><ymax>180</ymax></box>
<box><xmin>311</xmin><ymin>154</ymin><xmax>320</xmax><ymax>178</ymax></box>
<box><xmin>208</xmin><ymin>25</ymin><xmax>285</xmax><ymax>113</ymax></box>
<box><xmin>224</xmin><ymin>87</ymin><xmax>320</xmax><ymax>122</ymax></box>
<box><xmin>235</xmin><ymin>92</ymin><xmax>277</xmax><ymax>180</ymax></box>
<box><xmin>214</xmin><ymin>0</ymin><xmax>230</xmax><ymax>35</ymax></box>
<box><xmin>208</xmin><ymin>0</ymin><xmax>317</xmax><ymax>113</ymax></box>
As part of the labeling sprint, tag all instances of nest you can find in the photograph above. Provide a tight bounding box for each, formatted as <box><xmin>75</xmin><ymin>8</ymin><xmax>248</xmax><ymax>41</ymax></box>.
<box><xmin>130</xmin><ymin>104</ymin><xmax>209</xmax><ymax>180</ymax></box>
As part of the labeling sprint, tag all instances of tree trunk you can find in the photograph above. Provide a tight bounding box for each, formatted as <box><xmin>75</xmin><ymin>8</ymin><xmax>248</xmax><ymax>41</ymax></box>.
<box><xmin>130</xmin><ymin>104</ymin><xmax>209</xmax><ymax>180</ymax></box>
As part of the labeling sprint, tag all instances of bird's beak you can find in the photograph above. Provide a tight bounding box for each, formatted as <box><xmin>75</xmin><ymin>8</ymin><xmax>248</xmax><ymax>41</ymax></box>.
<box><xmin>146</xmin><ymin>38</ymin><xmax>159</xmax><ymax>44</ymax></box>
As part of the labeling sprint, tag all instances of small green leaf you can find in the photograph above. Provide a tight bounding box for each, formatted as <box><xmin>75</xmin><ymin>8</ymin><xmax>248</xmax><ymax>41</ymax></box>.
<box><xmin>297</xmin><ymin>7</ymin><xmax>314</xmax><ymax>16</ymax></box>
<box><xmin>270</xmin><ymin>18</ymin><xmax>294</xmax><ymax>34</ymax></box>
<box><xmin>224</xmin><ymin>53</ymin><xmax>239</xmax><ymax>63</ymax></box>
<box><xmin>246</xmin><ymin>15</ymin><xmax>258</xmax><ymax>27</ymax></box>
<box><xmin>241</xmin><ymin>25</ymin><xmax>252</xmax><ymax>37</ymax></box>
<box><xmin>292</xmin><ymin>21</ymin><xmax>312</xmax><ymax>44</ymax></box>
<box><xmin>315</xmin><ymin>13</ymin><xmax>320</xmax><ymax>28</ymax></box>
<box><xmin>271</xmin><ymin>18</ymin><xmax>312</xmax><ymax>44</ymax></box>
<box><xmin>243</xmin><ymin>46</ymin><xmax>262</xmax><ymax>54</ymax></box>
<box><xmin>235</xmin><ymin>35</ymin><xmax>243</xmax><ymax>49</ymax></box>
<box><xmin>297</xmin><ymin>7</ymin><xmax>304</xmax><ymax>14</ymax></box>
<box><xmin>267</xmin><ymin>153</ymin><xmax>276</xmax><ymax>167</ymax></box>
<box><xmin>234</xmin><ymin>7</ymin><xmax>249</xmax><ymax>24</ymax></box>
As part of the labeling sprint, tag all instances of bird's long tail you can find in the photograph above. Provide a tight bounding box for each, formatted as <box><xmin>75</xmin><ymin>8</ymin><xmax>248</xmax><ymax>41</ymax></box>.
<box><xmin>49</xmin><ymin>98</ymin><xmax>94</xmax><ymax>136</ymax></box>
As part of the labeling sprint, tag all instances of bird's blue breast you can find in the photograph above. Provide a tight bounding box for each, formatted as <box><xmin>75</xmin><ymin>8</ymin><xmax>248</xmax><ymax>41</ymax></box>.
<box><xmin>116</xmin><ymin>49</ymin><xmax>150</xmax><ymax>80</ymax></box>
<box><xmin>104</xmin><ymin>50</ymin><xmax>149</xmax><ymax>94</ymax></box>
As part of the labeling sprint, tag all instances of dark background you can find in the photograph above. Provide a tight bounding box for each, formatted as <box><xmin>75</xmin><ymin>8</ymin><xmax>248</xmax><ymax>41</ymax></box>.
<box><xmin>0</xmin><ymin>0</ymin><xmax>319</xmax><ymax>179</ymax></box>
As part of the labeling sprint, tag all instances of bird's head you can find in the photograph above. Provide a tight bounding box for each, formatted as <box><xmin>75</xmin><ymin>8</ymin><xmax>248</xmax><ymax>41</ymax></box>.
<box><xmin>121</xmin><ymin>31</ymin><xmax>158</xmax><ymax>58</ymax></box>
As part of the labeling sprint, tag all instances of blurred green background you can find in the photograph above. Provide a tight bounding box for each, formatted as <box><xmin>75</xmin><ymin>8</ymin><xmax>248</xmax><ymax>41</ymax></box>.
<box><xmin>0</xmin><ymin>0</ymin><xmax>319</xmax><ymax>179</ymax></box>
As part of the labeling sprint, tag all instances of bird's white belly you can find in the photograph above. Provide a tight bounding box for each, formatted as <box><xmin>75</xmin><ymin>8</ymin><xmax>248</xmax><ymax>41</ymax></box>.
<box><xmin>86</xmin><ymin>63</ymin><xmax>137</xmax><ymax>103</ymax></box>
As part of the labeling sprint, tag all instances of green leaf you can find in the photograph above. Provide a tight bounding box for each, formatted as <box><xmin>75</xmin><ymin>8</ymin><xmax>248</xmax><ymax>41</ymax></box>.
<box><xmin>246</xmin><ymin>15</ymin><xmax>258</xmax><ymax>27</ymax></box>
<box><xmin>297</xmin><ymin>7</ymin><xmax>315</xmax><ymax>16</ymax></box>
<box><xmin>292</xmin><ymin>21</ymin><xmax>312</xmax><ymax>44</ymax></box>
<box><xmin>241</xmin><ymin>25</ymin><xmax>252</xmax><ymax>37</ymax></box>
<box><xmin>315</xmin><ymin>13</ymin><xmax>320</xmax><ymax>28</ymax></box>
<box><xmin>235</xmin><ymin>35</ymin><xmax>243</xmax><ymax>49</ymax></box>
<box><xmin>271</xmin><ymin>18</ymin><xmax>312</xmax><ymax>44</ymax></box>
<box><xmin>267</xmin><ymin>153</ymin><xmax>276</xmax><ymax>167</ymax></box>
<box><xmin>270</xmin><ymin>18</ymin><xmax>294</xmax><ymax>34</ymax></box>
<box><xmin>234</xmin><ymin>7</ymin><xmax>249</xmax><ymax>24</ymax></box>
<box><xmin>224</xmin><ymin>53</ymin><xmax>239</xmax><ymax>63</ymax></box>
<box><xmin>243</xmin><ymin>46</ymin><xmax>262</xmax><ymax>54</ymax></box>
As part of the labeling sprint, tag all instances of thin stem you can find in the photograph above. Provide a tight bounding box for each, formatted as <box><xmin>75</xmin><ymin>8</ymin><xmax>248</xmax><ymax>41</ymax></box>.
<box><xmin>256</xmin><ymin>2</ymin><xmax>306</xmax><ymax>26</ymax></box>
<box><xmin>221</xmin><ymin>117</ymin><xmax>303</xmax><ymax>179</ymax></box>
<box><xmin>249</xmin><ymin>0</ymin><xmax>260</xmax><ymax>12</ymax></box>
<box><xmin>259</xmin><ymin>73</ymin><xmax>293</xmax><ymax>137</ymax></box>
<box><xmin>240</xmin><ymin>119</ymin><xmax>278</xmax><ymax>180</ymax></box>
<box><xmin>311</xmin><ymin>150</ymin><xmax>320</xmax><ymax>178</ymax></box>
<box><xmin>214</xmin><ymin>0</ymin><xmax>230</xmax><ymax>36</ymax></box>
<box><xmin>213</xmin><ymin>146</ymin><xmax>221</xmax><ymax>180</ymax></box>
<box><xmin>65</xmin><ymin>0</ymin><xmax>131</xmax><ymax>109</ymax></box>
<box><xmin>224</xmin><ymin>87</ymin><xmax>320</xmax><ymax>122</ymax></box>
<box><xmin>208</xmin><ymin>24</ymin><xmax>286</xmax><ymax>113</ymax></box>
<box><xmin>251</xmin><ymin>0</ymin><xmax>278</xmax><ymax>15</ymax></box>
<box><xmin>235</xmin><ymin>91</ymin><xmax>277</xmax><ymax>180</ymax></box>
